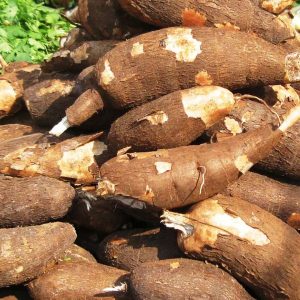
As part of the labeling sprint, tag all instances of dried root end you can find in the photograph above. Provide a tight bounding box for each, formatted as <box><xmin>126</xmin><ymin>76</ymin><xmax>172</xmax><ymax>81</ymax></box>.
<box><xmin>49</xmin><ymin>116</ymin><xmax>71</xmax><ymax>137</ymax></box>
<box><xmin>279</xmin><ymin>105</ymin><xmax>300</xmax><ymax>132</ymax></box>
<box><xmin>102</xmin><ymin>282</ymin><xmax>127</xmax><ymax>294</ymax></box>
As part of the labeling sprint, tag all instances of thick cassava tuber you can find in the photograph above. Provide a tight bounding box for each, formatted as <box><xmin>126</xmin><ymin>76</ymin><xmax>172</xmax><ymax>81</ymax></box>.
<box><xmin>98</xmin><ymin>106</ymin><xmax>300</xmax><ymax>209</ymax></box>
<box><xmin>43</xmin><ymin>40</ymin><xmax>119</xmax><ymax>73</ymax></box>
<box><xmin>68</xmin><ymin>189</ymin><xmax>129</xmax><ymax>234</ymax></box>
<box><xmin>27</xmin><ymin>261</ymin><xmax>129</xmax><ymax>300</ymax></box>
<box><xmin>207</xmin><ymin>97</ymin><xmax>300</xmax><ymax>179</ymax></box>
<box><xmin>77</xmin><ymin>0</ymin><xmax>153</xmax><ymax>40</ymax></box>
<box><xmin>130</xmin><ymin>258</ymin><xmax>253</xmax><ymax>300</ymax></box>
<box><xmin>97</xmin><ymin>228</ymin><xmax>183</xmax><ymax>271</ymax></box>
<box><xmin>0</xmin><ymin>64</ymin><xmax>42</xmax><ymax>118</ymax></box>
<box><xmin>0</xmin><ymin>176</ymin><xmax>75</xmax><ymax>227</ymax></box>
<box><xmin>223</xmin><ymin>172</ymin><xmax>300</xmax><ymax>229</ymax></box>
<box><xmin>118</xmin><ymin>0</ymin><xmax>294</xmax><ymax>44</ymax></box>
<box><xmin>108</xmin><ymin>86</ymin><xmax>235</xmax><ymax>152</ymax></box>
<box><xmin>161</xmin><ymin>195</ymin><xmax>300</xmax><ymax>299</ymax></box>
<box><xmin>0</xmin><ymin>132</ymin><xmax>104</xmax><ymax>184</ymax></box>
<box><xmin>96</xmin><ymin>27</ymin><xmax>300</xmax><ymax>110</ymax></box>
<box><xmin>0</xmin><ymin>222</ymin><xmax>76</xmax><ymax>287</ymax></box>
<box><xmin>0</xmin><ymin>124</ymin><xmax>33</xmax><ymax>144</ymax></box>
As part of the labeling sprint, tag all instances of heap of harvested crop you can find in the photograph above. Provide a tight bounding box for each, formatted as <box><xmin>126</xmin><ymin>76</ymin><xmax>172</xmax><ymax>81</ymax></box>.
<box><xmin>0</xmin><ymin>0</ymin><xmax>299</xmax><ymax>299</ymax></box>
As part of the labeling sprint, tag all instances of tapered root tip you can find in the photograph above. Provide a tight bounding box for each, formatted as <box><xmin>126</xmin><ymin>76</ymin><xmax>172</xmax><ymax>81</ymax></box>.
<box><xmin>49</xmin><ymin>116</ymin><xmax>71</xmax><ymax>136</ymax></box>
<box><xmin>102</xmin><ymin>282</ymin><xmax>127</xmax><ymax>293</ymax></box>
<box><xmin>279</xmin><ymin>105</ymin><xmax>300</xmax><ymax>132</ymax></box>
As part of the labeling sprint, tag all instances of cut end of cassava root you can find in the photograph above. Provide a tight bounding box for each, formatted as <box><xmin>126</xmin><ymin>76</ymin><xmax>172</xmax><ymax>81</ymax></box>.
<box><xmin>49</xmin><ymin>116</ymin><xmax>71</xmax><ymax>137</ymax></box>
<box><xmin>102</xmin><ymin>282</ymin><xmax>127</xmax><ymax>293</ymax></box>
<box><xmin>278</xmin><ymin>105</ymin><xmax>300</xmax><ymax>132</ymax></box>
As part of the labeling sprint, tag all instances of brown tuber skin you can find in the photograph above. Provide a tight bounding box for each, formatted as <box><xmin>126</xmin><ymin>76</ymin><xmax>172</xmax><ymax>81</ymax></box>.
<box><xmin>27</xmin><ymin>261</ymin><xmax>129</xmax><ymax>300</ymax></box>
<box><xmin>207</xmin><ymin>98</ymin><xmax>300</xmax><ymax>179</ymax></box>
<box><xmin>0</xmin><ymin>124</ymin><xmax>33</xmax><ymax>143</ymax></box>
<box><xmin>0</xmin><ymin>176</ymin><xmax>75</xmax><ymax>227</ymax></box>
<box><xmin>0</xmin><ymin>132</ymin><xmax>103</xmax><ymax>184</ymax></box>
<box><xmin>97</xmin><ymin>228</ymin><xmax>183</xmax><ymax>271</ymax></box>
<box><xmin>98</xmin><ymin>105</ymin><xmax>300</xmax><ymax>209</ymax></box>
<box><xmin>223</xmin><ymin>172</ymin><xmax>300</xmax><ymax>229</ymax></box>
<box><xmin>0</xmin><ymin>222</ymin><xmax>76</xmax><ymax>288</ymax></box>
<box><xmin>108</xmin><ymin>86</ymin><xmax>235</xmax><ymax>152</ymax></box>
<box><xmin>161</xmin><ymin>195</ymin><xmax>300</xmax><ymax>299</ymax></box>
<box><xmin>118</xmin><ymin>0</ymin><xmax>294</xmax><ymax>44</ymax></box>
<box><xmin>96</xmin><ymin>27</ymin><xmax>300</xmax><ymax>110</ymax></box>
<box><xmin>130</xmin><ymin>258</ymin><xmax>253</xmax><ymax>300</ymax></box>
<box><xmin>77</xmin><ymin>0</ymin><xmax>153</xmax><ymax>40</ymax></box>
<box><xmin>67</xmin><ymin>189</ymin><xmax>129</xmax><ymax>234</ymax></box>
<box><xmin>42</xmin><ymin>40</ymin><xmax>119</xmax><ymax>73</ymax></box>
<box><xmin>0</xmin><ymin>64</ymin><xmax>42</xmax><ymax>118</ymax></box>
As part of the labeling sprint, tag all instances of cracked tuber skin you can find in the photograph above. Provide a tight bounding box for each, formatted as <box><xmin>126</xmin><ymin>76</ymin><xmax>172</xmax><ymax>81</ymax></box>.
<box><xmin>0</xmin><ymin>176</ymin><xmax>75</xmax><ymax>227</ymax></box>
<box><xmin>223</xmin><ymin>172</ymin><xmax>300</xmax><ymax>229</ymax></box>
<box><xmin>118</xmin><ymin>0</ymin><xmax>294</xmax><ymax>44</ymax></box>
<box><xmin>96</xmin><ymin>27</ymin><xmax>300</xmax><ymax>110</ymax></box>
<box><xmin>130</xmin><ymin>258</ymin><xmax>253</xmax><ymax>300</ymax></box>
<box><xmin>0</xmin><ymin>222</ymin><xmax>76</xmax><ymax>288</ymax></box>
<box><xmin>161</xmin><ymin>194</ymin><xmax>300</xmax><ymax>299</ymax></box>
<box><xmin>97</xmin><ymin>228</ymin><xmax>183</xmax><ymax>271</ymax></box>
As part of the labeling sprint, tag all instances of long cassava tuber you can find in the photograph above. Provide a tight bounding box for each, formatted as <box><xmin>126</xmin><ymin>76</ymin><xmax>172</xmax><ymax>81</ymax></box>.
<box><xmin>96</xmin><ymin>27</ymin><xmax>300</xmax><ymax>110</ymax></box>
<box><xmin>118</xmin><ymin>0</ymin><xmax>294</xmax><ymax>44</ymax></box>
<box><xmin>223</xmin><ymin>172</ymin><xmax>300</xmax><ymax>229</ymax></box>
<box><xmin>98</xmin><ymin>105</ymin><xmax>300</xmax><ymax>209</ymax></box>
<box><xmin>161</xmin><ymin>194</ymin><xmax>300</xmax><ymax>299</ymax></box>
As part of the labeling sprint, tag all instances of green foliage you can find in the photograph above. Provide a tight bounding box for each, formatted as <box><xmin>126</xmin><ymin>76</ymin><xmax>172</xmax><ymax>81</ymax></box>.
<box><xmin>0</xmin><ymin>0</ymin><xmax>74</xmax><ymax>63</ymax></box>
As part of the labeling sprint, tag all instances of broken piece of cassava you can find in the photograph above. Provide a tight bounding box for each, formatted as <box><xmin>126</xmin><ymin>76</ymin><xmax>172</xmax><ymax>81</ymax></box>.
<box><xmin>0</xmin><ymin>64</ymin><xmax>42</xmax><ymax>119</ymax></box>
<box><xmin>68</xmin><ymin>189</ymin><xmax>129</xmax><ymax>234</ymax></box>
<box><xmin>27</xmin><ymin>261</ymin><xmax>129</xmax><ymax>300</ymax></box>
<box><xmin>77</xmin><ymin>0</ymin><xmax>153</xmax><ymax>40</ymax></box>
<box><xmin>0</xmin><ymin>124</ymin><xmax>33</xmax><ymax>144</ymax></box>
<box><xmin>0</xmin><ymin>176</ymin><xmax>75</xmax><ymax>227</ymax></box>
<box><xmin>118</xmin><ymin>0</ymin><xmax>294</xmax><ymax>43</ymax></box>
<box><xmin>130</xmin><ymin>259</ymin><xmax>253</xmax><ymax>300</ymax></box>
<box><xmin>96</xmin><ymin>27</ymin><xmax>300</xmax><ymax>110</ymax></box>
<box><xmin>223</xmin><ymin>172</ymin><xmax>300</xmax><ymax>230</ymax></box>
<box><xmin>42</xmin><ymin>40</ymin><xmax>119</xmax><ymax>73</ymax></box>
<box><xmin>207</xmin><ymin>97</ymin><xmax>300</xmax><ymax>179</ymax></box>
<box><xmin>0</xmin><ymin>222</ymin><xmax>76</xmax><ymax>288</ymax></box>
<box><xmin>97</xmin><ymin>228</ymin><xmax>183</xmax><ymax>271</ymax></box>
<box><xmin>98</xmin><ymin>105</ymin><xmax>300</xmax><ymax>209</ymax></box>
<box><xmin>161</xmin><ymin>194</ymin><xmax>300</xmax><ymax>299</ymax></box>
<box><xmin>259</xmin><ymin>0</ymin><xmax>295</xmax><ymax>14</ymax></box>
<box><xmin>0</xmin><ymin>132</ymin><xmax>103</xmax><ymax>184</ymax></box>
<box><xmin>108</xmin><ymin>86</ymin><xmax>235</xmax><ymax>152</ymax></box>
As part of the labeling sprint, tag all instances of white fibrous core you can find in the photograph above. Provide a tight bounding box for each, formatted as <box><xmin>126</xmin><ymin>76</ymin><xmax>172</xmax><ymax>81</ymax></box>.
<box><xmin>234</xmin><ymin>155</ymin><xmax>254</xmax><ymax>174</ymax></box>
<box><xmin>155</xmin><ymin>162</ymin><xmax>172</xmax><ymax>174</ymax></box>
<box><xmin>101</xmin><ymin>60</ymin><xmax>115</xmax><ymax>85</ymax></box>
<box><xmin>224</xmin><ymin>117</ymin><xmax>243</xmax><ymax>135</ymax></box>
<box><xmin>131</xmin><ymin>42</ymin><xmax>144</xmax><ymax>57</ymax></box>
<box><xmin>165</xmin><ymin>28</ymin><xmax>202</xmax><ymax>62</ymax></box>
<box><xmin>181</xmin><ymin>86</ymin><xmax>235</xmax><ymax>127</ymax></box>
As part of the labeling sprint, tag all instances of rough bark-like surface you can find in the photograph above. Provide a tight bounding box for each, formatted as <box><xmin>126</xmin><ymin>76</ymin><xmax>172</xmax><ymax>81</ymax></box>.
<box><xmin>23</xmin><ymin>74</ymin><xmax>77</xmax><ymax>126</ymax></box>
<box><xmin>0</xmin><ymin>124</ymin><xmax>33</xmax><ymax>144</ymax></box>
<box><xmin>130</xmin><ymin>258</ymin><xmax>253</xmax><ymax>300</ymax></box>
<box><xmin>77</xmin><ymin>0</ymin><xmax>153</xmax><ymax>40</ymax></box>
<box><xmin>0</xmin><ymin>222</ymin><xmax>76</xmax><ymax>287</ymax></box>
<box><xmin>99</xmin><ymin>125</ymin><xmax>283</xmax><ymax>209</ymax></box>
<box><xmin>0</xmin><ymin>176</ymin><xmax>75</xmax><ymax>227</ymax></box>
<box><xmin>96</xmin><ymin>27</ymin><xmax>293</xmax><ymax>109</ymax></box>
<box><xmin>57</xmin><ymin>244</ymin><xmax>96</xmax><ymax>264</ymax></box>
<box><xmin>108</xmin><ymin>86</ymin><xmax>234</xmax><ymax>152</ymax></box>
<box><xmin>223</xmin><ymin>172</ymin><xmax>300</xmax><ymax>229</ymax></box>
<box><xmin>0</xmin><ymin>64</ymin><xmax>42</xmax><ymax>118</ymax></box>
<box><xmin>61</xmin><ymin>28</ymin><xmax>93</xmax><ymax>50</ymax></box>
<box><xmin>118</xmin><ymin>0</ymin><xmax>294</xmax><ymax>44</ymax></box>
<box><xmin>27</xmin><ymin>261</ymin><xmax>129</xmax><ymax>300</ymax></box>
<box><xmin>207</xmin><ymin>98</ymin><xmax>300</xmax><ymax>179</ymax></box>
<box><xmin>67</xmin><ymin>190</ymin><xmax>129</xmax><ymax>234</ymax></box>
<box><xmin>43</xmin><ymin>40</ymin><xmax>119</xmax><ymax>73</ymax></box>
<box><xmin>0</xmin><ymin>132</ymin><xmax>103</xmax><ymax>184</ymax></box>
<box><xmin>170</xmin><ymin>195</ymin><xmax>300</xmax><ymax>299</ymax></box>
<box><xmin>97</xmin><ymin>228</ymin><xmax>183</xmax><ymax>271</ymax></box>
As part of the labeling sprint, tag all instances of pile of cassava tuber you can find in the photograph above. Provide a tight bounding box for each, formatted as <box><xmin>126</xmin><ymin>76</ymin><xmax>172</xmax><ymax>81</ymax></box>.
<box><xmin>1</xmin><ymin>0</ymin><xmax>300</xmax><ymax>299</ymax></box>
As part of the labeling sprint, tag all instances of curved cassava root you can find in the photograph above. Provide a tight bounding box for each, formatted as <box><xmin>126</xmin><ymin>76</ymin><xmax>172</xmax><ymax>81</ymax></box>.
<box><xmin>161</xmin><ymin>194</ymin><xmax>300</xmax><ymax>299</ymax></box>
<box><xmin>118</xmin><ymin>0</ymin><xmax>294</xmax><ymax>43</ymax></box>
<box><xmin>98</xmin><ymin>105</ymin><xmax>300</xmax><ymax>209</ymax></box>
<box><xmin>96</xmin><ymin>27</ymin><xmax>300</xmax><ymax>110</ymax></box>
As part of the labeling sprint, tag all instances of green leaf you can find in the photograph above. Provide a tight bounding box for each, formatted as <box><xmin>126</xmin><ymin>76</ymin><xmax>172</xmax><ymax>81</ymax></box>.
<box><xmin>0</xmin><ymin>41</ymin><xmax>12</xmax><ymax>52</ymax></box>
